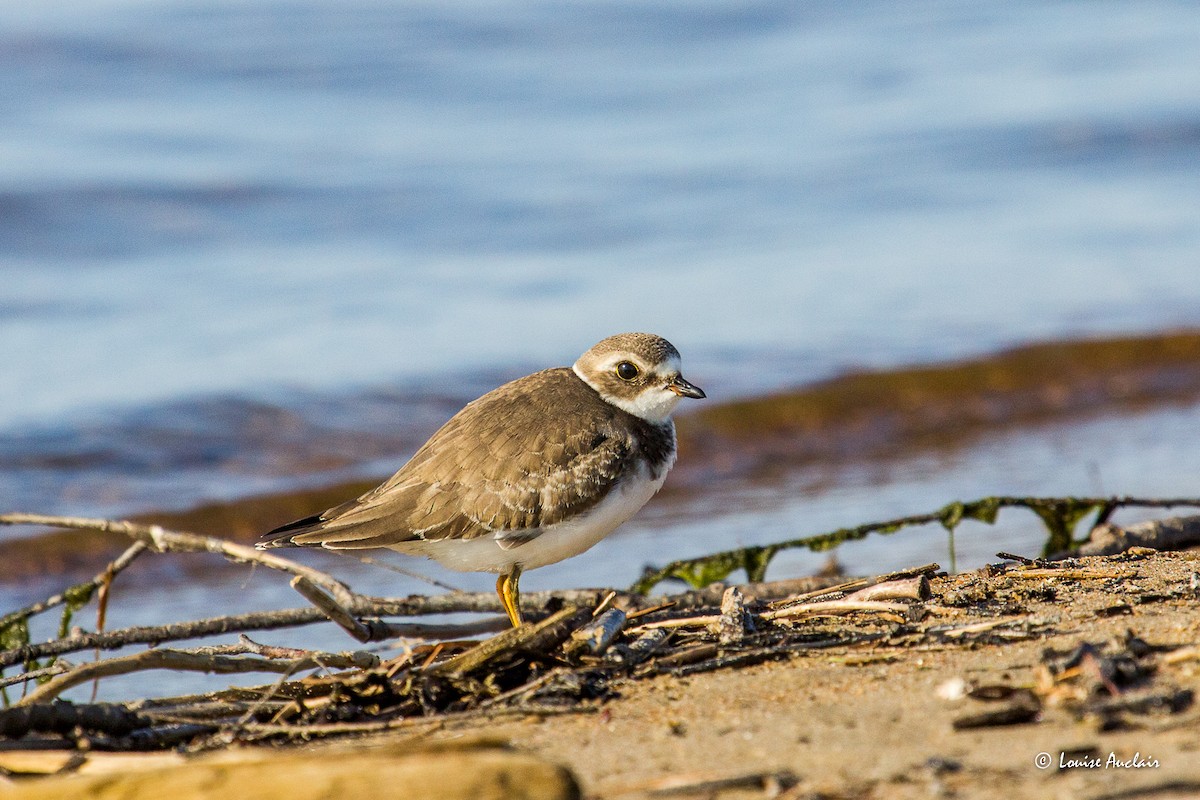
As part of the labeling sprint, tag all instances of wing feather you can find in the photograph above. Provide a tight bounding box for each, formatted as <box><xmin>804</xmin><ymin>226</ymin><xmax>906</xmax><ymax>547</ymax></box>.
<box><xmin>261</xmin><ymin>369</ymin><xmax>642</xmax><ymax>551</ymax></box>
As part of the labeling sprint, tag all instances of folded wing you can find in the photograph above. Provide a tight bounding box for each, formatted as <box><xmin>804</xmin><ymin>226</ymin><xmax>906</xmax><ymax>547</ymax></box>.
<box><xmin>258</xmin><ymin>369</ymin><xmax>634</xmax><ymax>550</ymax></box>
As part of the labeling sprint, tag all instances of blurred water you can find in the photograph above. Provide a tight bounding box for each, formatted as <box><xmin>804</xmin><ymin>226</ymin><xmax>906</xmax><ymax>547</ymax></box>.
<box><xmin>2</xmin><ymin>2</ymin><xmax>1200</xmax><ymax>585</ymax></box>
<box><xmin>4</xmin><ymin>1</ymin><xmax>1200</xmax><ymax>419</ymax></box>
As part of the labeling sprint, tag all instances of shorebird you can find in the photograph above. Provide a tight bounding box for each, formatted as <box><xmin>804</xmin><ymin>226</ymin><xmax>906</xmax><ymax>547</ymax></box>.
<box><xmin>257</xmin><ymin>333</ymin><xmax>705</xmax><ymax>627</ymax></box>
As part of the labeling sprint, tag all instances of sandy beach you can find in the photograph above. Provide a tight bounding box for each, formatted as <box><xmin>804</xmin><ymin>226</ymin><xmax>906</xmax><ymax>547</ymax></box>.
<box><xmin>4</xmin><ymin>546</ymin><xmax>1200</xmax><ymax>799</ymax></box>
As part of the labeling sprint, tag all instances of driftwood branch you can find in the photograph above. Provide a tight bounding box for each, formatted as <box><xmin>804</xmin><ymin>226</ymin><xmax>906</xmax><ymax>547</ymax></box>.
<box><xmin>288</xmin><ymin>577</ymin><xmax>515</xmax><ymax>643</ymax></box>
<box><xmin>764</xmin><ymin>563</ymin><xmax>940</xmax><ymax>607</ymax></box>
<box><xmin>4</xmin><ymin>549</ymin><xmax>1186</xmax><ymax>755</ymax></box>
<box><xmin>0</xmin><ymin>700</ymin><xmax>153</xmax><ymax>739</ymax></box>
<box><xmin>758</xmin><ymin>575</ymin><xmax>928</xmax><ymax>623</ymax></box>
<box><xmin>290</xmin><ymin>576</ymin><xmax>379</xmax><ymax>643</ymax></box>
<box><xmin>0</xmin><ymin>513</ymin><xmax>358</xmax><ymax>608</ymax></box>
<box><xmin>1072</xmin><ymin>514</ymin><xmax>1200</xmax><ymax>557</ymax></box>
<box><xmin>0</xmin><ymin>663</ymin><xmax>69</xmax><ymax>689</ymax></box>
<box><xmin>0</xmin><ymin>589</ymin><xmax>594</xmax><ymax>670</ymax></box>
<box><xmin>627</xmin><ymin>576</ymin><xmax>925</xmax><ymax>634</ymax></box>
<box><xmin>433</xmin><ymin>606</ymin><xmax>592</xmax><ymax>678</ymax></box>
<box><xmin>17</xmin><ymin>643</ymin><xmax>377</xmax><ymax>706</ymax></box>
<box><xmin>761</xmin><ymin>598</ymin><xmax>911</xmax><ymax>622</ymax></box>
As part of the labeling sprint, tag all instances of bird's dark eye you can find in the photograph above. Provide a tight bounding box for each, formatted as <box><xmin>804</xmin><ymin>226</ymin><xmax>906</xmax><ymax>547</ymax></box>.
<box><xmin>616</xmin><ymin>361</ymin><xmax>640</xmax><ymax>381</ymax></box>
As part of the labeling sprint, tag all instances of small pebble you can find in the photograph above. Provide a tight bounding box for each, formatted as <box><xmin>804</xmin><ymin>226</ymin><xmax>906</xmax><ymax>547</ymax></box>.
<box><xmin>936</xmin><ymin>677</ymin><xmax>969</xmax><ymax>701</ymax></box>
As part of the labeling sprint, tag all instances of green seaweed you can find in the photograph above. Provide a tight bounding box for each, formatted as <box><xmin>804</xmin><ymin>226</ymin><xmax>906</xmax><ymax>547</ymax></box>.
<box><xmin>1026</xmin><ymin>499</ymin><xmax>1102</xmax><ymax>555</ymax></box>
<box><xmin>658</xmin><ymin>545</ymin><xmax>781</xmax><ymax>590</ymax></box>
<box><xmin>663</xmin><ymin>552</ymin><xmax>744</xmax><ymax>590</ymax></box>
<box><xmin>938</xmin><ymin>497</ymin><xmax>1003</xmax><ymax>533</ymax></box>
<box><xmin>631</xmin><ymin>508</ymin><xmax>942</xmax><ymax>594</ymax></box>
<box><xmin>962</xmin><ymin>497</ymin><xmax>1003</xmax><ymax>525</ymax></box>
<box><xmin>44</xmin><ymin>579</ymin><xmax>105</xmax><ymax>683</ymax></box>
<box><xmin>0</xmin><ymin>579</ymin><xmax>98</xmax><ymax>693</ymax></box>
<box><xmin>632</xmin><ymin>494</ymin><xmax>1200</xmax><ymax>594</ymax></box>
<box><xmin>945</xmin><ymin>527</ymin><xmax>958</xmax><ymax>575</ymax></box>
<box><xmin>743</xmin><ymin>546</ymin><xmax>778</xmax><ymax>583</ymax></box>
<box><xmin>0</xmin><ymin>618</ymin><xmax>33</xmax><ymax>701</ymax></box>
<box><xmin>0</xmin><ymin>618</ymin><xmax>29</xmax><ymax>653</ymax></box>
<box><xmin>56</xmin><ymin>582</ymin><xmax>97</xmax><ymax>643</ymax></box>
<box><xmin>937</xmin><ymin>497</ymin><xmax>1003</xmax><ymax>574</ymax></box>
<box><xmin>939</xmin><ymin>501</ymin><xmax>966</xmax><ymax>532</ymax></box>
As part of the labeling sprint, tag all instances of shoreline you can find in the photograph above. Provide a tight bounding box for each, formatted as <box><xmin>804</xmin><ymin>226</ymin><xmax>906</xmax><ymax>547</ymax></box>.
<box><xmin>5</xmin><ymin>328</ymin><xmax>1200</xmax><ymax>587</ymax></box>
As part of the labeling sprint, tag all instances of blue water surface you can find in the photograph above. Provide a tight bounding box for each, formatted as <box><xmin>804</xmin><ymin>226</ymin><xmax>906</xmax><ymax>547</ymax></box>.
<box><xmin>1</xmin><ymin>0</ymin><xmax>1199</xmax><ymax>578</ymax></box>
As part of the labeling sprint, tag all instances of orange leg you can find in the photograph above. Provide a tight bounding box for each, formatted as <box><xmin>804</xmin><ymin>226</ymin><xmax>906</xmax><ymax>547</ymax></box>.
<box><xmin>496</xmin><ymin>566</ymin><xmax>523</xmax><ymax>627</ymax></box>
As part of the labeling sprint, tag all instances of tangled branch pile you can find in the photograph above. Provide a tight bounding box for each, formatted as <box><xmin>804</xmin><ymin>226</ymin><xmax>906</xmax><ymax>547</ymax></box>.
<box><xmin>2</xmin><ymin>501</ymin><xmax>1199</xmax><ymax>757</ymax></box>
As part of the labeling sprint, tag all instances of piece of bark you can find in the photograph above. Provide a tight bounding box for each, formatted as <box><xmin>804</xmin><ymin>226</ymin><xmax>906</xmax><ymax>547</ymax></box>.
<box><xmin>846</xmin><ymin>575</ymin><xmax>930</xmax><ymax>602</ymax></box>
<box><xmin>1071</xmin><ymin>515</ymin><xmax>1200</xmax><ymax>557</ymax></box>
<box><xmin>432</xmin><ymin>606</ymin><xmax>590</xmax><ymax>678</ymax></box>
<box><xmin>564</xmin><ymin>608</ymin><xmax>627</xmax><ymax>659</ymax></box>
<box><xmin>607</xmin><ymin>629</ymin><xmax>671</xmax><ymax>667</ymax></box>
<box><xmin>712</xmin><ymin>586</ymin><xmax>753</xmax><ymax>645</ymax></box>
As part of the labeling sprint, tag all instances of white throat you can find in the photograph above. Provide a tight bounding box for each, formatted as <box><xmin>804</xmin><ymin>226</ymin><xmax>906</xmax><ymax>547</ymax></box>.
<box><xmin>572</xmin><ymin>364</ymin><xmax>682</xmax><ymax>423</ymax></box>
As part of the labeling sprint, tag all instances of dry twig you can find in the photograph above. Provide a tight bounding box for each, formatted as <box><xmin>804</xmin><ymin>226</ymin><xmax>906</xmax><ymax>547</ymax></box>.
<box><xmin>17</xmin><ymin>644</ymin><xmax>376</xmax><ymax>706</ymax></box>
<box><xmin>0</xmin><ymin>513</ymin><xmax>358</xmax><ymax>607</ymax></box>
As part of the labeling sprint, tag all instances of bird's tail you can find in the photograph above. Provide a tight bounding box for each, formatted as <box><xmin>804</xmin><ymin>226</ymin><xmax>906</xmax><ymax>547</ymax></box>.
<box><xmin>255</xmin><ymin>513</ymin><xmax>325</xmax><ymax>550</ymax></box>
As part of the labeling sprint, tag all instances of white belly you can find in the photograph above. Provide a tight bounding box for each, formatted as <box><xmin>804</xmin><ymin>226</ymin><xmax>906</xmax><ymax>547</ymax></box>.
<box><xmin>394</xmin><ymin>464</ymin><xmax>669</xmax><ymax>574</ymax></box>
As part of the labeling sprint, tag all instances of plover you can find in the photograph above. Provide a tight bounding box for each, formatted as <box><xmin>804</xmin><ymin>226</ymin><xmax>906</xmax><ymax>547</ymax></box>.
<box><xmin>258</xmin><ymin>332</ymin><xmax>705</xmax><ymax>627</ymax></box>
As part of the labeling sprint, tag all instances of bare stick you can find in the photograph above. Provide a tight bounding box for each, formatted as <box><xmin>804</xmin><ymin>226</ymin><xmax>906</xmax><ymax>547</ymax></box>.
<box><xmin>627</xmin><ymin>614</ymin><xmax>723</xmax><ymax>632</ymax></box>
<box><xmin>1</xmin><ymin>607</ymin><xmax>331</xmax><ymax>670</ymax></box>
<box><xmin>0</xmin><ymin>593</ymin><xmax>554</xmax><ymax>670</ymax></box>
<box><xmin>292</xmin><ymin>578</ymin><xmax>507</xmax><ymax>644</ymax></box>
<box><xmin>761</xmin><ymin>599</ymin><xmax>910</xmax><ymax>622</ymax></box>
<box><xmin>767</xmin><ymin>563</ymin><xmax>941</xmax><ymax>608</ymax></box>
<box><xmin>235</xmin><ymin>702</ymin><xmax>591</xmax><ymax>742</ymax></box>
<box><xmin>628</xmin><ymin>578</ymin><xmax>923</xmax><ymax>633</ymax></box>
<box><xmin>0</xmin><ymin>513</ymin><xmax>357</xmax><ymax>608</ymax></box>
<box><xmin>932</xmin><ymin>618</ymin><xmax>1024</xmax><ymax>638</ymax></box>
<box><xmin>349</xmin><ymin>587</ymin><xmax>604</xmax><ymax>617</ymax></box>
<box><xmin>607</xmin><ymin>769</ymin><xmax>797</xmax><ymax>798</ymax></box>
<box><xmin>193</xmin><ymin>638</ymin><xmax>379</xmax><ymax>667</ymax></box>
<box><xmin>17</xmin><ymin>646</ymin><xmax>372</xmax><ymax>706</ymax></box>
<box><xmin>290</xmin><ymin>576</ymin><xmax>376</xmax><ymax>643</ymax></box>
<box><xmin>1005</xmin><ymin>568</ymin><xmax>1130</xmax><ymax>580</ymax></box>
<box><xmin>0</xmin><ymin>663</ymin><xmax>69</xmax><ymax>689</ymax></box>
<box><xmin>432</xmin><ymin>606</ymin><xmax>590</xmax><ymax>678</ymax></box>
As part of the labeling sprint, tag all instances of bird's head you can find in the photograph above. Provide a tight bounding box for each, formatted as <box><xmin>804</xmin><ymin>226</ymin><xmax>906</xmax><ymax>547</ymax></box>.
<box><xmin>572</xmin><ymin>332</ymin><xmax>705</xmax><ymax>423</ymax></box>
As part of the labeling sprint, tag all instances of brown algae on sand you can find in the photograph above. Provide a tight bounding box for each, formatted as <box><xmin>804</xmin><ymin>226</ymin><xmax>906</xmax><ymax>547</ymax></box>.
<box><xmin>676</xmin><ymin>328</ymin><xmax>1200</xmax><ymax>475</ymax></box>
